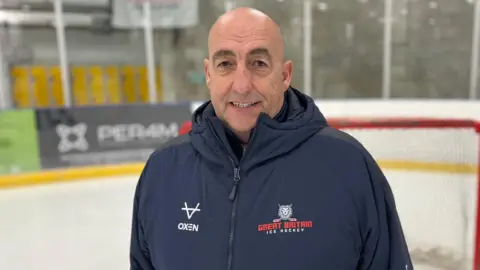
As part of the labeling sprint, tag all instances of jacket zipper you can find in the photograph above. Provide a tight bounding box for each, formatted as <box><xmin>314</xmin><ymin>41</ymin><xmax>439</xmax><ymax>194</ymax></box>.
<box><xmin>204</xmin><ymin>118</ymin><xmax>253</xmax><ymax>270</ymax></box>
<box><xmin>227</xmin><ymin>166</ymin><xmax>240</xmax><ymax>270</ymax></box>
<box><xmin>224</xmin><ymin>144</ymin><xmax>255</xmax><ymax>270</ymax></box>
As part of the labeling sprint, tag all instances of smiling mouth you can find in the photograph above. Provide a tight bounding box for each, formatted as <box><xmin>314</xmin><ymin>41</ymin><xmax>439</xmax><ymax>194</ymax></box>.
<box><xmin>230</xmin><ymin>102</ymin><xmax>260</xmax><ymax>108</ymax></box>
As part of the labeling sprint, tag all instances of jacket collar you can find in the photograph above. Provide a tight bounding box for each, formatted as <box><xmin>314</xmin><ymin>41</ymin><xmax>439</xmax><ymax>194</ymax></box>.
<box><xmin>190</xmin><ymin>87</ymin><xmax>328</xmax><ymax>172</ymax></box>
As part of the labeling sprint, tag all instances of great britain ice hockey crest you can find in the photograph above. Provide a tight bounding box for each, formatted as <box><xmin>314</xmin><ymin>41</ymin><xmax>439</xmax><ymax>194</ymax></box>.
<box><xmin>273</xmin><ymin>204</ymin><xmax>297</xmax><ymax>222</ymax></box>
<box><xmin>257</xmin><ymin>204</ymin><xmax>313</xmax><ymax>235</ymax></box>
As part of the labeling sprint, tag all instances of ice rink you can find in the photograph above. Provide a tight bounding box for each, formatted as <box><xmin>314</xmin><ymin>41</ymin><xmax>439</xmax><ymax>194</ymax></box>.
<box><xmin>0</xmin><ymin>170</ymin><xmax>477</xmax><ymax>270</ymax></box>
<box><xmin>0</xmin><ymin>175</ymin><xmax>138</xmax><ymax>270</ymax></box>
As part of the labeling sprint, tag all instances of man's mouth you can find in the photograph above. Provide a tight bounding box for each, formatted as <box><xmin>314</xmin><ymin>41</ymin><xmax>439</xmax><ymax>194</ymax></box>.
<box><xmin>230</xmin><ymin>102</ymin><xmax>260</xmax><ymax>108</ymax></box>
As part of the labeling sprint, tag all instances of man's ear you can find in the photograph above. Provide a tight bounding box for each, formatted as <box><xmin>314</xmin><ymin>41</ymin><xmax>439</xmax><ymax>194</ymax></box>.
<box><xmin>204</xmin><ymin>59</ymin><xmax>211</xmax><ymax>86</ymax></box>
<box><xmin>282</xmin><ymin>60</ymin><xmax>293</xmax><ymax>90</ymax></box>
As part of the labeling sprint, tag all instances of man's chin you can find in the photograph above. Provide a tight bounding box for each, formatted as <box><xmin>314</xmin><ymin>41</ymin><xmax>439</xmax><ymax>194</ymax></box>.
<box><xmin>229</xmin><ymin>124</ymin><xmax>255</xmax><ymax>133</ymax></box>
<box><xmin>226</xmin><ymin>120</ymin><xmax>256</xmax><ymax>134</ymax></box>
<box><xmin>224</xmin><ymin>115</ymin><xmax>258</xmax><ymax>131</ymax></box>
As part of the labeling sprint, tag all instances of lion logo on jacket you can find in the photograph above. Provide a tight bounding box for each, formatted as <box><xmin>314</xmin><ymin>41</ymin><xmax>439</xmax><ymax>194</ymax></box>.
<box><xmin>274</xmin><ymin>204</ymin><xmax>297</xmax><ymax>222</ymax></box>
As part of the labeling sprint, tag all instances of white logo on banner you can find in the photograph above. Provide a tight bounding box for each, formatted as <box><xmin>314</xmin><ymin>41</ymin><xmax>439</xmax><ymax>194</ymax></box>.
<box><xmin>96</xmin><ymin>123</ymin><xmax>178</xmax><ymax>144</ymax></box>
<box><xmin>56</xmin><ymin>123</ymin><xmax>89</xmax><ymax>153</ymax></box>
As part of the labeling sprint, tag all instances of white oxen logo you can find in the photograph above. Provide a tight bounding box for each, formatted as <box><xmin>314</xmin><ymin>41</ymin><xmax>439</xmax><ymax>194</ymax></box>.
<box><xmin>273</xmin><ymin>204</ymin><xmax>297</xmax><ymax>222</ymax></box>
<box><xmin>56</xmin><ymin>123</ymin><xmax>89</xmax><ymax>153</ymax></box>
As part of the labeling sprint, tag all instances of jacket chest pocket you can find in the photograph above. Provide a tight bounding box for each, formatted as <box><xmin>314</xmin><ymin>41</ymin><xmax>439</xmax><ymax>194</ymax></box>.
<box><xmin>231</xmin><ymin>198</ymin><xmax>361</xmax><ymax>270</ymax></box>
<box><xmin>234</xmin><ymin>222</ymin><xmax>360</xmax><ymax>270</ymax></box>
<box><xmin>147</xmin><ymin>198</ymin><xmax>233</xmax><ymax>270</ymax></box>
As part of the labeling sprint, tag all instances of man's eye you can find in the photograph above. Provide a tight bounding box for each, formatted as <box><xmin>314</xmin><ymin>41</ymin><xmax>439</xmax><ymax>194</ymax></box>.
<box><xmin>253</xmin><ymin>60</ymin><xmax>267</xmax><ymax>67</ymax></box>
<box><xmin>217</xmin><ymin>61</ymin><xmax>232</xmax><ymax>68</ymax></box>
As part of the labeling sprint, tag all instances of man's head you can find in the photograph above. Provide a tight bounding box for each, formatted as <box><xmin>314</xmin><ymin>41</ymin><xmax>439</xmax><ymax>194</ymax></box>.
<box><xmin>204</xmin><ymin>7</ymin><xmax>293</xmax><ymax>142</ymax></box>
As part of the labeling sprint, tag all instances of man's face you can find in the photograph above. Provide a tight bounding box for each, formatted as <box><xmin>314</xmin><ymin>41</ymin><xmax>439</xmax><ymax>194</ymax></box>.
<box><xmin>204</xmin><ymin>18</ymin><xmax>292</xmax><ymax>137</ymax></box>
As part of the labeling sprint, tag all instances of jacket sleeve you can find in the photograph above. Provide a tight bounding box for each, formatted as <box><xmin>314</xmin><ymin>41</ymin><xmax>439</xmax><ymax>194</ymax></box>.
<box><xmin>358</xmin><ymin>153</ymin><xmax>414</xmax><ymax>270</ymax></box>
<box><xmin>130</xmin><ymin>162</ymin><xmax>155</xmax><ymax>270</ymax></box>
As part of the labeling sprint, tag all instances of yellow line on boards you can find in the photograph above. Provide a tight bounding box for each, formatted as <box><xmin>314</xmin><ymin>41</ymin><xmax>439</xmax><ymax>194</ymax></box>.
<box><xmin>0</xmin><ymin>163</ymin><xmax>145</xmax><ymax>189</ymax></box>
<box><xmin>378</xmin><ymin>160</ymin><xmax>477</xmax><ymax>175</ymax></box>
<box><xmin>0</xmin><ymin>160</ymin><xmax>477</xmax><ymax>189</ymax></box>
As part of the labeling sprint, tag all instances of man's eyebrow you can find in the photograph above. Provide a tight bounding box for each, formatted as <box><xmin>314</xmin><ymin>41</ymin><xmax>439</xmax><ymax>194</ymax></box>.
<box><xmin>249</xmin><ymin>48</ymin><xmax>270</xmax><ymax>56</ymax></box>
<box><xmin>248</xmin><ymin>48</ymin><xmax>272</xmax><ymax>61</ymax></box>
<box><xmin>210</xmin><ymin>48</ymin><xmax>272</xmax><ymax>62</ymax></box>
<box><xmin>211</xmin><ymin>50</ymin><xmax>235</xmax><ymax>61</ymax></box>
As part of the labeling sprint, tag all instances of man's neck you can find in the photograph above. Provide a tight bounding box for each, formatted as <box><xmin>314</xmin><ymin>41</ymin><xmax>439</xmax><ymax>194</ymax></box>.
<box><xmin>235</xmin><ymin>131</ymin><xmax>250</xmax><ymax>145</ymax></box>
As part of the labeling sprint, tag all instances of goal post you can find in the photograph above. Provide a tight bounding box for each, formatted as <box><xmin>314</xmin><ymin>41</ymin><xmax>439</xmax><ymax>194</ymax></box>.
<box><xmin>328</xmin><ymin>117</ymin><xmax>480</xmax><ymax>270</ymax></box>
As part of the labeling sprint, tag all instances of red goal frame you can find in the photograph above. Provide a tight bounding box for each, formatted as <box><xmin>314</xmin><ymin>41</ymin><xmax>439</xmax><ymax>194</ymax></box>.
<box><xmin>328</xmin><ymin>117</ymin><xmax>480</xmax><ymax>270</ymax></box>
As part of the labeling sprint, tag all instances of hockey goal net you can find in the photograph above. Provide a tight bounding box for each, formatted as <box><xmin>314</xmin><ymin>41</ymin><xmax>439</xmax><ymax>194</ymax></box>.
<box><xmin>329</xmin><ymin>117</ymin><xmax>480</xmax><ymax>270</ymax></box>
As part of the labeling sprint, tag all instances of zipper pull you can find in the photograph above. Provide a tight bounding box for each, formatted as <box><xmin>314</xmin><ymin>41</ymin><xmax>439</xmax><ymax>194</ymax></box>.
<box><xmin>229</xmin><ymin>168</ymin><xmax>241</xmax><ymax>201</ymax></box>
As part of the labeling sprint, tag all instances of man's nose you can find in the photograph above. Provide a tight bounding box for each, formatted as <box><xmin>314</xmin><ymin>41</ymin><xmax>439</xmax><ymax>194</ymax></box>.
<box><xmin>231</xmin><ymin>65</ymin><xmax>252</xmax><ymax>94</ymax></box>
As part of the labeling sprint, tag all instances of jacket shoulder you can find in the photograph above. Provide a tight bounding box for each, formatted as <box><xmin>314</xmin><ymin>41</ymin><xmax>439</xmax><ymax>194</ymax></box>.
<box><xmin>145</xmin><ymin>133</ymin><xmax>192</xmax><ymax>166</ymax></box>
<box><xmin>155</xmin><ymin>133</ymin><xmax>191</xmax><ymax>153</ymax></box>
<box><xmin>313</xmin><ymin>125</ymin><xmax>382</xmax><ymax>170</ymax></box>
<box><xmin>315</xmin><ymin>126</ymin><xmax>389</xmax><ymax>187</ymax></box>
<box><xmin>315</xmin><ymin>126</ymin><xmax>368</xmax><ymax>154</ymax></box>
<box><xmin>137</xmin><ymin>134</ymin><xmax>192</xmax><ymax>187</ymax></box>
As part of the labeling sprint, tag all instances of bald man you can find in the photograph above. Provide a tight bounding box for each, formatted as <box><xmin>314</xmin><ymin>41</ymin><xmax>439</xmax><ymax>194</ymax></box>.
<box><xmin>129</xmin><ymin>8</ymin><xmax>413</xmax><ymax>270</ymax></box>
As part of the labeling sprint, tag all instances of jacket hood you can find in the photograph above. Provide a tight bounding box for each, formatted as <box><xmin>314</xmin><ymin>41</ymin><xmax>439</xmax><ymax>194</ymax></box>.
<box><xmin>190</xmin><ymin>87</ymin><xmax>328</xmax><ymax>172</ymax></box>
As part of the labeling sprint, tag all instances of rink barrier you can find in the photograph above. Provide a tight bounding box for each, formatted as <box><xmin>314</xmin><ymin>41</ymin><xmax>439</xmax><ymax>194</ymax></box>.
<box><xmin>377</xmin><ymin>160</ymin><xmax>476</xmax><ymax>174</ymax></box>
<box><xmin>0</xmin><ymin>163</ymin><xmax>144</xmax><ymax>189</ymax></box>
<box><xmin>0</xmin><ymin>158</ymin><xmax>475</xmax><ymax>189</ymax></box>
<box><xmin>0</xmin><ymin>100</ymin><xmax>479</xmax><ymax>189</ymax></box>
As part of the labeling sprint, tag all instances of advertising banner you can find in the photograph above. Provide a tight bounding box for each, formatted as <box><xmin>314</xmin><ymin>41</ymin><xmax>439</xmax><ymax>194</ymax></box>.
<box><xmin>111</xmin><ymin>0</ymin><xmax>198</xmax><ymax>29</ymax></box>
<box><xmin>0</xmin><ymin>109</ymin><xmax>41</xmax><ymax>175</ymax></box>
<box><xmin>35</xmin><ymin>103</ymin><xmax>192</xmax><ymax>170</ymax></box>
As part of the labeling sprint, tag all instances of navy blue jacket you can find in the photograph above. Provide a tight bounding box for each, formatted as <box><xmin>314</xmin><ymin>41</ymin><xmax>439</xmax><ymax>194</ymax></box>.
<box><xmin>130</xmin><ymin>87</ymin><xmax>413</xmax><ymax>270</ymax></box>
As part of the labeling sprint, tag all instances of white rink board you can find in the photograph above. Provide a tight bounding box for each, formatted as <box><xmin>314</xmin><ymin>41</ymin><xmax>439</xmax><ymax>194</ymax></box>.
<box><xmin>0</xmin><ymin>171</ymin><xmax>477</xmax><ymax>270</ymax></box>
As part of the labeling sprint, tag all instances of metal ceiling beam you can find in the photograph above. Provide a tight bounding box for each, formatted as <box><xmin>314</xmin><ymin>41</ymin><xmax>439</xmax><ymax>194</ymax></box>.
<box><xmin>0</xmin><ymin>3</ymin><xmax>109</xmax><ymax>13</ymax></box>
<box><xmin>0</xmin><ymin>10</ymin><xmax>109</xmax><ymax>26</ymax></box>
